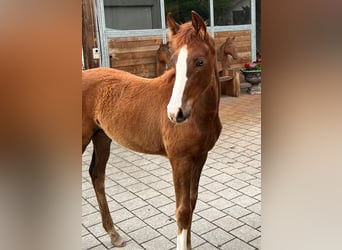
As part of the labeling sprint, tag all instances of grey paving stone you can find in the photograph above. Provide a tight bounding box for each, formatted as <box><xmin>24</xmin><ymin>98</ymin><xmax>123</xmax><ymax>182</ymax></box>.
<box><xmin>193</xmin><ymin>242</ymin><xmax>216</xmax><ymax>250</ymax></box>
<box><xmin>89</xmin><ymin>244</ymin><xmax>107</xmax><ymax>250</ymax></box>
<box><xmin>108</xmin><ymin>172</ymin><xmax>130</xmax><ymax>182</ymax></box>
<box><xmin>202</xmin><ymin>228</ymin><xmax>234</xmax><ymax>248</ymax></box>
<box><xmin>142</xmin><ymin>235</ymin><xmax>175</xmax><ymax>250</ymax></box>
<box><xmin>231</xmin><ymin>195</ymin><xmax>258</xmax><ymax>208</ymax></box>
<box><xmin>117</xmin><ymin>216</ymin><xmax>147</xmax><ymax>233</ymax></box>
<box><xmin>190</xmin><ymin>232</ymin><xmax>206</xmax><ymax>248</ymax></box>
<box><xmin>82</xmin><ymin>234</ymin><xmax>101</xmax><ymax>250</ymax></box>
<box><xmin>146</xmin><ymin>194</ymin><xmax>173</xmax><ymax>207</ymax></box>
<box><xmin>125</xmin><ymin>182</ymin><xmax>149</xmax><ymax>193</ymax></box>
<box><xmin>128</xmin><ymin>169</ymin><xmax>150</xmax><ymax>179</ymax></box>
<box><xmin>82</xmin><ymin>203</ymin><xmax>97</xmax><ymax>217</ymax></box>
<box><xmin>111</xmin><ymin>190</ymin><xmax>137</xmax><ymax>203</ymax></box>
<box><xmin>230</xmin><ymin>225</ymin><xmax>260</xmax><ymax>243</ymax></box>
<box><xmin>203</xmin><ymin>168</ymin><xmax>221</xmax><ymax>177</ymax></box>
<box><xmin>121</xmin><ymin>197</ymin><xmax>148</xmax><ymax>211</ymax></box>
<box><xmin>204</xmin><ymin>181</ymin><xmax>227</xmax><ymax>193</ymax></box>
<box><xmin>87</xmin><ymin>223</ymin><xmax>107</xmax><ymax>238</ymax></box>
<box><xmin>247</xmin><ymin>202</ymin><xmax>261</xmax><ymax>215</ymax></box>
<box><xmin>110</xmin><ymin>207</ymin><xmax>135</xmax><ymax>223</ymax></box>
<box><xmin>159</xmin><ymin>186</ymin><xmax>175</xmax><ymax>199</ymax></box>
<box><xmin>211</xmin><ymin>173</ymin><xmax>234</xmax><ymax>184</ymax></box>
<box><xmin>115</xmin><ymin>176</ymin><xmax>139</xmax><ymax>187</ymax></box>
<box><xmin>82</xmin><ymin>225</ymin><xmax>89</xmax><ymax>237</ymax></box>
<box><xmin>138</xmin><ymin>174</ymin><xmax>160</xmax><ymax>184</ymax></box>
<box><xmin>128</xmin><ymin>226</ymin><xmax>160</xmax><ymax>244</ymax></box>
<box><xmin>107</xmin><ymin>199</ymin><xmax>122</xmax><ymax>212</ymax></box>
<box><xmin>149</xmin><ymin>180</ymin><xmax>172</xmax><ymax>190</ymax></box>
<box><xmin>82</xmin><ymin>211</ymin><xmax>102</xmax><ymax>227</ymax></box>
<box><xmin>150</xmin><ymin>167</ymin><xmax>170</xmax><ymax>177</ymax></box>
<box><xmin>213</xmin><ymin>214</ymin><xmax>244</xmax><ymax>232</ymax></box>
<box><xmin>192</xmin><ymin>218</ymin><xmax>217</xmax><ymax>235</ymax></box>
<box><xmin>105</xmin><ymin>184</ymin><xmax>127</xmax><ymax>196</ymax></box>
<box><xmin>135</xmin><ymin>188</ymin><xmax>160</xmax><ymax>200</ymax></box>
<box><xmin>226</xmin><ymin>178</ymin><xmax>249</xmax><ymax>190</ymax></box>
<box><xmin>221</xmin><ymin>238</ymin><xmax>256</xmax><ymax>250</ymax></box>
<box><xmin>111</xmin><ymin>240</ymin><xmax>143</xmax><ymax>249</ymax></box>
<box><xmin>133</xmin><ymin>205</ymin><xmax>160</xmax><ymax>220</ymax></box>
<box><xmin>198</xmin><ymin>190</ymin><xmax>220</xmax><ymax>202</ymax></box>
<box><xmin>144</xmin><ymin>213</ymin><xmax>173</xmax><ymax>229</ymax></box>
<box><xmin>239</xmin><ymin>185</ymin><xmax>261</xmax><ymax>197</ymax></box>
<box><xmin>157</xmin><ymin>221</ymin><xmax>177</xmax><ymax>240</ymax></box>
<box><xmin>197</xmin><ymin>207</ymin><xmax>226</xmax><ymax>222</ymax></box>
<box><xmin>240</xmin><ymin>213</ymin><xmax>261</xmax><ymax>229</ymax></box>
<box><xmin>217</xmin><ymin>187</ymin><xmax>242</xmax><ymax>200</ymax></box>
<box><xmin>158</xmin><ymin>173</ymin><xmax>173</xmax><ymax>182</ymax></box>
<box><xmin>233</xmin><ymin>172</ymin><xmax>256</xmax><ymax>181</ymax></box>
<box><xmin>249</xmin><ymin>236</ymin><xmax>261</xmax><ymax>249</ymax></box>
<box><xmin>224</xmin><ymin>205</ymin><xmax>251</xmax><ymax>219</ymax></box>
<box><xmin>208</xmin><ymin>197</ymin><xmax>234</xmax><ymax>210</ymax></box>
<box><xmin>158</xmin><ymin>203</ymin><xmax>175</xmax><ymax>217</ymax></box>
<box><xmin>121</xmin><ymin>165</ymin><xmax>141</xmax><ymax>174</ymax></box>
<box><xmin>248</xmin><ymin>178</ymin><xmax>261</xmax><ymax>188</ymax></box>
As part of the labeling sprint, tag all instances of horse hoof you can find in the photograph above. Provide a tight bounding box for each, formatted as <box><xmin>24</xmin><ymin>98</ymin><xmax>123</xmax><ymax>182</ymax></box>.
<box><xmin>111</xmin><ymin>235</ymin><xmax>126</xmax><ymax>247</ymax></box>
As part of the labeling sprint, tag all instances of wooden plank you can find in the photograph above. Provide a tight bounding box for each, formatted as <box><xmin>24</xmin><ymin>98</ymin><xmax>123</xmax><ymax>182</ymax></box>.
<box><xmin>82</xmin><ymin>0</ymin><xmax>99</xmax><ymax>69</ymax></box>
<box><xmin>112</xmin><ymin>57</ymin><xmax>156</xmax><ymax>67</ymax></box>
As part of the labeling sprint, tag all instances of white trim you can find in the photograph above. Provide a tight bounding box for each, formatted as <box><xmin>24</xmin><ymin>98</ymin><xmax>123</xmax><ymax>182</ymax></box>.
<box><xmin>251</xmin><ymin>0</ymin><xmax>257</xmax><ymax>61</ymax></box>
<box><xmin>95</xmin><ymin>0</ymin><xmax>257</xmax><ymax>67</ymax></box>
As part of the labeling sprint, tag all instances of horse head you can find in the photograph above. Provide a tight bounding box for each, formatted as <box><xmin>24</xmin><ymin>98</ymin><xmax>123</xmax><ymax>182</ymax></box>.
<box><xmin>157</xmin><ymin>42</ymin><xmax>172</xmax><ymax>66</ymax></box>
<box><xmin>166</xmin><ymin>11</ymin><xmax>217</xmax><ymax>124</ymax></box>
<box><xmin>224</xmin><ymin>36</ymin><xmax>238</xmax><ymax>59</ymax></box>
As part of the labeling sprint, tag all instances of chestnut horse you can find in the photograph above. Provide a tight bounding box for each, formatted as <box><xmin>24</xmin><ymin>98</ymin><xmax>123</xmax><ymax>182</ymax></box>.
<box><xmin>82</xmin><ymin>11</ymin><xmax>221</xmax><ymax>249</ymax></box>
<box><xmin>217</xmin><ymin>36</ymin><xmax>238</xmax><ymax>74</ymax></box>
<box><xmin>156</xmin><ymin>41</ymin><xmax>173</xmax><ymax>76</ymax></box>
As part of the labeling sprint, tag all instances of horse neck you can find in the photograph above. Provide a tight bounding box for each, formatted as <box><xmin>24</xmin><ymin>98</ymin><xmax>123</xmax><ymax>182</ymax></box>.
<box><xmin>195</xmin><ymin>62</ymin><xmax>221</xmax><ymax>116</ymax></box>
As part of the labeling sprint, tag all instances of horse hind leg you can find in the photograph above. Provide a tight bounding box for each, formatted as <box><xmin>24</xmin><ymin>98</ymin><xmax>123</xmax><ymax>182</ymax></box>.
<box><xmin>89</xmin><ymin>130</ymin><xmax>125</xmax><ymax>247</ymax></box>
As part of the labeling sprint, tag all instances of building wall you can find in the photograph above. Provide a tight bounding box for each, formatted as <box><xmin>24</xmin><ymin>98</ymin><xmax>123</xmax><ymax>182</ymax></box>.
<box><xmin>108</xmin><ymin>31</ymin><xmax>251</xmax><ymax>78</ymax></box>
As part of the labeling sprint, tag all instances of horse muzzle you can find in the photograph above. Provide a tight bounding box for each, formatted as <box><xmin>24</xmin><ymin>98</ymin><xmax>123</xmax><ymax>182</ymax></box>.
<box><xmin>167</xmin><ymin>107</ymin><xmax>190</xmax><ymax>124</ymax></box>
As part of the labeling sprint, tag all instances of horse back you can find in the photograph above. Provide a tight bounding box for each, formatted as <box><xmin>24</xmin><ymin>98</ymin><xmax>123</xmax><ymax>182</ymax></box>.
<box><xmin>82</xmin><ymin>68</ymin><xmax>173</xmax><ymax>156</ymax></box>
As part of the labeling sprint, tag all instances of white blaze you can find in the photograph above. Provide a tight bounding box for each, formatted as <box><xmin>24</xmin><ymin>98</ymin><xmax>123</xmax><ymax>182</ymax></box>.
<box><xmin>177</xmin><ymin>229</ymin><xmax>187</xmax><ymax>250</ymax></box>
<box><xmin>167</xmin><ymin>46</ymin><xmax>188</xmax><ymax>120</ymax></box>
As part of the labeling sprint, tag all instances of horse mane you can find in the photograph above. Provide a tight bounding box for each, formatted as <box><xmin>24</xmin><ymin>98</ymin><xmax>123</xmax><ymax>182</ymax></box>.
<box><xmin>171</xmin><ymin>22</ymin><xmax>211</xmax><ymax>49</ymax></box>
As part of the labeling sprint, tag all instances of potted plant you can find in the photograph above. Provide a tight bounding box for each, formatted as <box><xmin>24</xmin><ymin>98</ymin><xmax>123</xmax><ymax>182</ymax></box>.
<box><xmin>241</xmin><ymin>59</ymin><xmax>261</xmax><ymax>94</ymax></box>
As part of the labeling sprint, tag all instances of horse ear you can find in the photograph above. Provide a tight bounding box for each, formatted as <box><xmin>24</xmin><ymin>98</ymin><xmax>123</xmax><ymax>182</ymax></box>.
<box><xmin>167</xmin><ymin>13</ymin><xmax>180</xmax><ymax>36</ymax></box>
<box><xmin>191</xmin><ymin>10</ymin><xmax>207</xmax><ymax>40</ymax></box>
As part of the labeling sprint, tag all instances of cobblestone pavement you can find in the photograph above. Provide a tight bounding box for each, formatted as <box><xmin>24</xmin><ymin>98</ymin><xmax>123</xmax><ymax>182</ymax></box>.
<box><xmin>82</xmin><ymin>92</ymin><xmax>261</xmax><ymax>250</ymax></box>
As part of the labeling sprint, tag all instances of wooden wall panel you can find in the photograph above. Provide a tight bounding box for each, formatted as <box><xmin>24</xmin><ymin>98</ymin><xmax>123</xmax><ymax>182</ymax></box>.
<box><xmin>108</xmin><ymin>36</ymin><xmax>162</xmax><ymax>78</ymax></box>
<box><xmin>215</xmin><ymin>30</ymin><xmax>252</xmax><ymax>69</ymax></box>
<box><xmin>107</xmin><ymin>30</ymin><xmax>252</xmax><ymax>78</ymax></box>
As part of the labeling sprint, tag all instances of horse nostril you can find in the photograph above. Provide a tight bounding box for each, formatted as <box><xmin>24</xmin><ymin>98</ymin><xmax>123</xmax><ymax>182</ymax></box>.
<box><xmin>176</xmin><ymin>109</ymin><xmax>186</xmax><ymax>123</ymax></box>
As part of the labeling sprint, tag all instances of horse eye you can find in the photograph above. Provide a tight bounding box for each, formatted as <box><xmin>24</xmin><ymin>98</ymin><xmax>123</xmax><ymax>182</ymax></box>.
<box><xmin>196</xmin><ymin>59</ymin><xmax>205</xmax><ymax>67</ymax></box>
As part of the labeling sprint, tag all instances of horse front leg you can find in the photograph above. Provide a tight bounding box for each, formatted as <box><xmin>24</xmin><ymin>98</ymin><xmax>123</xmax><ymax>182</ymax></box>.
<box><xmin>170</xmin><ymin>156</ymin><xmax>194</xmax><ymax>250</ymax></box>
<box><xmin>89</xmin><ymin>130</ymin><xmax>125</xmax><ymax>247</ymax></box>
<box><xmin>187</xmin><ymin>153</ymin><xmax>208</xmax><ymax>246</ymax></box>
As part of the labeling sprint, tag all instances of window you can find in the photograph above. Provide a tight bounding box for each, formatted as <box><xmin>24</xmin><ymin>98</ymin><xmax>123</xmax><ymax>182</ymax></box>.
<box><xmin>104</xmin><ymin>0</ymin><xmax>162</xmax><ymax>30</ymax></box>
<box><xmin>165</xmin><ymin>0</ymin><xmax>210</xmax><ymax>25</ymax></box>
<box><xmin>214</xmin><ymin>0</ymin><xmax>251</xmax><ymax>25</ymax></box>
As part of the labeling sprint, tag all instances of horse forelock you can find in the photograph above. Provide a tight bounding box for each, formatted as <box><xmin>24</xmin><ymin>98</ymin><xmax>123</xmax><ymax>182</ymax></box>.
<box><xmin>171</xmin><ymin>22</ymin><xmax>213</xmax><ymax>52</ymax></box>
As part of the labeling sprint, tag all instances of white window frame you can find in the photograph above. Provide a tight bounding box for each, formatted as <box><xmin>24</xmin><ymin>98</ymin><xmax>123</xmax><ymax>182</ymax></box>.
<box><xmin>94</xmin><ymin>0</ymin><xmax>256</xmax><ymax>67</ymax></box>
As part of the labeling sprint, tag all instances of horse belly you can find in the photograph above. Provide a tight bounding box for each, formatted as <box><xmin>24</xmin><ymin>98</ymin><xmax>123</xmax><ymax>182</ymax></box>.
<box><xmin>102</xmin><ymin>119</ymin><xmax>166</xmax><ymax>156</ymax></box>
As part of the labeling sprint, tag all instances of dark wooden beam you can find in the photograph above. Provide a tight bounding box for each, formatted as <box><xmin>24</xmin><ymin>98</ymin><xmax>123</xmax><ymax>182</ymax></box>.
<box><xmin>82</xmin><ymin>0</ymin><xmax>99</xmax><ymax>69</ymax></box>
